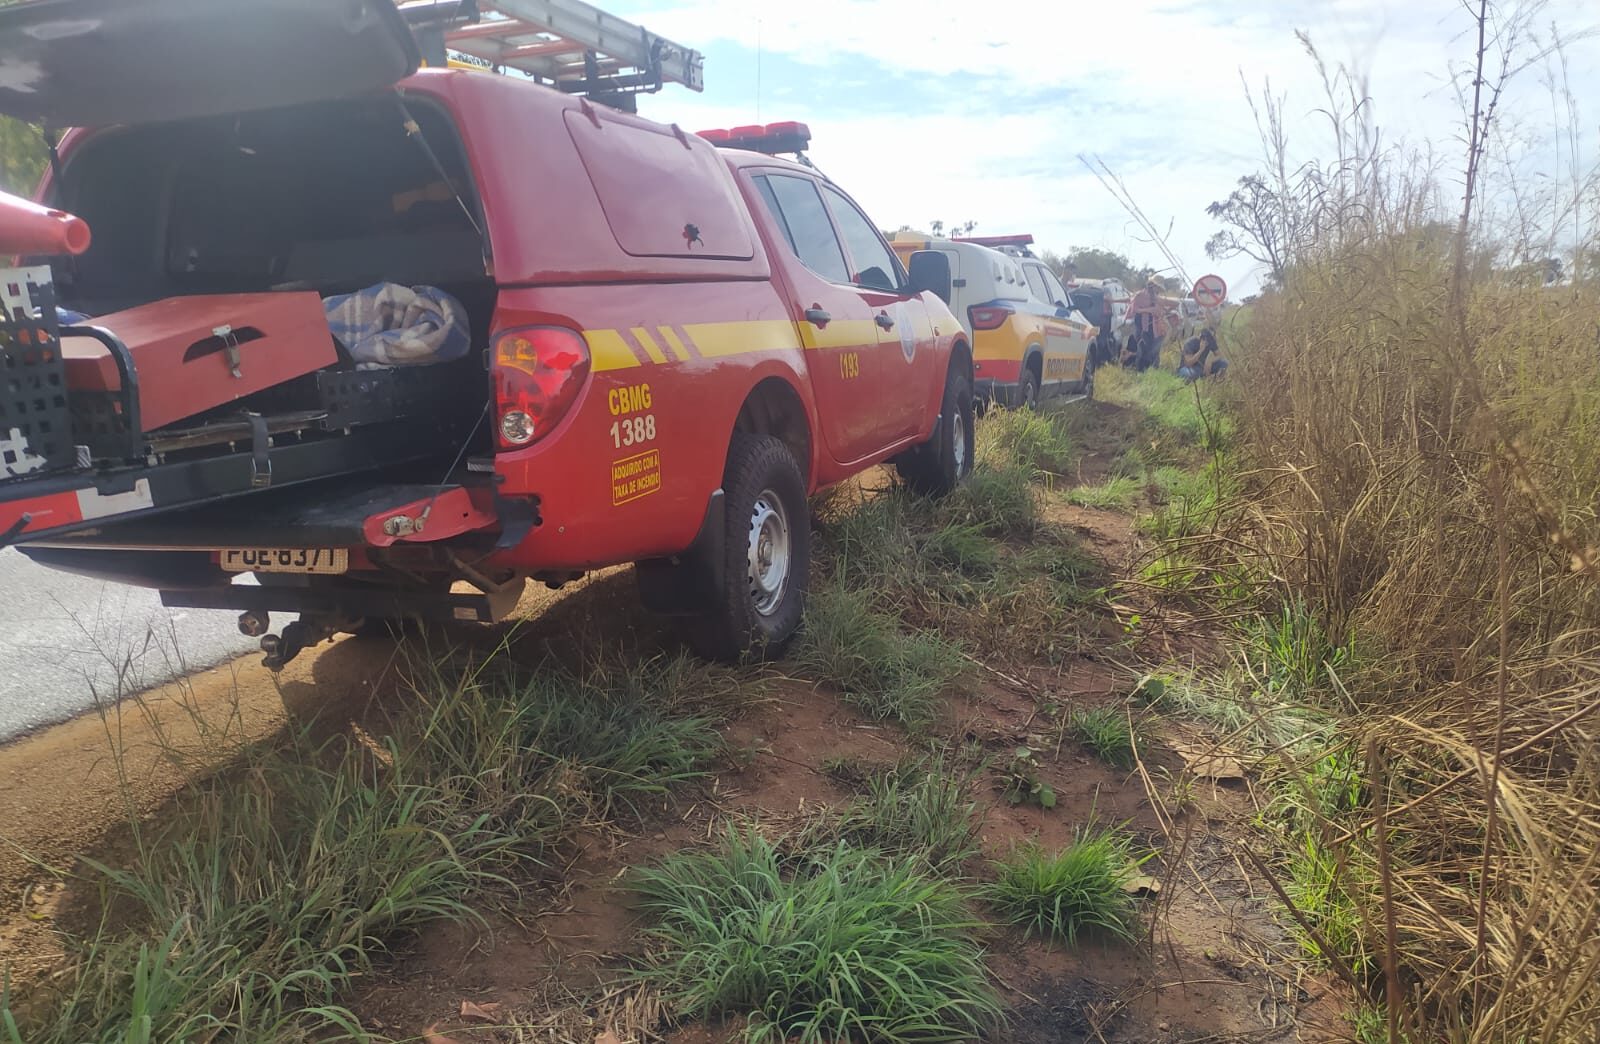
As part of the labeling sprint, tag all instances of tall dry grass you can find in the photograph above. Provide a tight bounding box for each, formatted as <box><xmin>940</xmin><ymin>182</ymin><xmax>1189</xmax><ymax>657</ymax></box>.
<box><xmin>1212</xmin><ymin>8</ymin><xmax>1600</xmax><ymax>1040</ymax></box>
<box><xmin>1237</xmin><ymin>252</ymin><xmax>1600</xmax><ymax>1042</ymax></box>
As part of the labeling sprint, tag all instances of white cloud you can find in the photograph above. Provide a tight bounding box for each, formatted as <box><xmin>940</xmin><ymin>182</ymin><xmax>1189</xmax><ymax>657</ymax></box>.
<box><xmin>624</xmin><ymin>0</ymin><xmax>1600</xmax><ymax>294</ymax></box>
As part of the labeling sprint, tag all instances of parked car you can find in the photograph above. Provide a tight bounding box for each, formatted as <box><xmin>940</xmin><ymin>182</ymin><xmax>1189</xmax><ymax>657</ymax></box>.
<box><xmin>889</xmin><ymin>233</ymin><xmax>1093</xmax><ymax>407</ymax></box>
<box><xmin>0</xmin><ymin>0</ymin><xmax>973</xmax><ymax>668</ymax></box>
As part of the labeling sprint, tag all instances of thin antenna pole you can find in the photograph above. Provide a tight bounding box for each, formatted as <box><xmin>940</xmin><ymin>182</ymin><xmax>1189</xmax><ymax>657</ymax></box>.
<box><xmin>756</xmin><ymin>16</ymin><xmax>763</xmax><ymax>122</ymax></box>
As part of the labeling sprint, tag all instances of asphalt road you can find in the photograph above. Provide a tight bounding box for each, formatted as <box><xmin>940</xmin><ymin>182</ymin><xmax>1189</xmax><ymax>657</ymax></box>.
<box><xmin>0</xmin><ymin>548</ymin><xmax>256</xmax><ymax>742</ymax></box>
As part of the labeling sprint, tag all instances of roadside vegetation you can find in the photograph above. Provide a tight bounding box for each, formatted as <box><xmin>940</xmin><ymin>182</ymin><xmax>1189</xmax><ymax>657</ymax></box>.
<box><xmin>1</xmin><ymin>651</ymin><xmax>747</xmax><ymax>1040</ymax></box>
<box><xmin>1129</xmin><ymin>12</ymin><xmax>1600</xmax><ymax>1040</ymax></box>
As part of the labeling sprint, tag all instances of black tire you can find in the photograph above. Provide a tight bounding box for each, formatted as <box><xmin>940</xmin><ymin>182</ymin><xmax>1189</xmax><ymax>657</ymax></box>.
<box><xmin>1018</xmin><ymin>363</ymin><xmax>1041</xmax><ymax>409</ymax></box>
<box><xmin>1081</xmin><ymin>356</ymin><xmax>1096</xmax><ymax>399</ymax></box>
<box><xmin>898</xmin><ymin>366</ymin><xmax>975</xmax><ymax>497</ymax></box>
<box><xmin>682</xmin><ymin>433</ymin><xmax>809</xmax><ymax>663</ymax></box>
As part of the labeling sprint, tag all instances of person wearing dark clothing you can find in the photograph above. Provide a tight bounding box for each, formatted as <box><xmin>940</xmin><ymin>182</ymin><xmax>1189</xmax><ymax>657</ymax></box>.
<box><xmin>1178</xmin><ymin>328</ymin><xmax>1228</xmax><ymax>380</ymax></box>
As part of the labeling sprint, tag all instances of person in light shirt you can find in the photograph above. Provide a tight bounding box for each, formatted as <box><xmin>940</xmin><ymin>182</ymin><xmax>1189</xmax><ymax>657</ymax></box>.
<box><xmin>1123</xmin><ymin>277</ymin><xmax>1166</xmax><ymax>370</ymax></box>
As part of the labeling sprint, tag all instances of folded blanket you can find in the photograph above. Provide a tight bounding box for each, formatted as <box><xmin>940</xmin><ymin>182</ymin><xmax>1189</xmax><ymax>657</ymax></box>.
<box><xmin>322</xmin><ymin>282</ymin><xmax>470</xmax><ymax>367</ymax></box>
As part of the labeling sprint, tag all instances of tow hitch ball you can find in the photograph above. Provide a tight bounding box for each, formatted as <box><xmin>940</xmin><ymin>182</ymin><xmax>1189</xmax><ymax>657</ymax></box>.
<box><xmin>240</xmin><ymin>611</ymin><xmax>335</xmax><ymax>671</ymax></box>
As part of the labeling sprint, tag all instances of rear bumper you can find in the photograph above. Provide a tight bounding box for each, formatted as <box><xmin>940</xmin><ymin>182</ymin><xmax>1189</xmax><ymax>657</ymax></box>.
<box><xmin>974</xmin><ymin>377</ymin><xmax>1024</xmax><ymax>409</ymax></box>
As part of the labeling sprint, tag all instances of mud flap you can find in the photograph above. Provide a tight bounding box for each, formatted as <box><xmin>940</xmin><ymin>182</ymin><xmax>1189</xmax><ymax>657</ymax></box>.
<box><xmin>636</xmin><ymin>489</ymin><xmax>725</xmax><ymax>615</ymax></box>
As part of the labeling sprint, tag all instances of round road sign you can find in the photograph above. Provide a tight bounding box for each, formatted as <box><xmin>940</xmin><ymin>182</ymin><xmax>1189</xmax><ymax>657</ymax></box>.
<box><xmin>1193</xmin><ymin>273</ymin><xmax>1227</xmax><ymax>308</ymax></box>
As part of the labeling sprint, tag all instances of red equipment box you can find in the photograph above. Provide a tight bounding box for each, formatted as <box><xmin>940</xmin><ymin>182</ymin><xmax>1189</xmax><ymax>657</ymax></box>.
<box><xmin>61</xmin><ymin>292</ymin><xmax>336</xmax><ymax>433</ymax></box>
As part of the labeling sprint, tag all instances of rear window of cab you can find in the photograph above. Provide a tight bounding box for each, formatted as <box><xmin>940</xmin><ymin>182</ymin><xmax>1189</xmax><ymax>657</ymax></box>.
<box><xmin>564</xmin><ymin>106</ymin><xmax>755</xmax><ymax>261</ymax></box>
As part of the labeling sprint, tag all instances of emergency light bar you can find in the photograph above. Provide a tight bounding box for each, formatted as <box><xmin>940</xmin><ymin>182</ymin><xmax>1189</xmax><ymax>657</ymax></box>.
<box><xmin>697</xmin><ymin>121</ymin><xmax>812</xmax><ymax>156</ymax></box>
<box><xmin>954</xmin><ymin>233</ymin><xmax>1036</xmax><ymax>257</ymax></box>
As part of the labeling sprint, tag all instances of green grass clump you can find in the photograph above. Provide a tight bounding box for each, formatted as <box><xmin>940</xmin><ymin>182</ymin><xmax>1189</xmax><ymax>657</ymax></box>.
<box><xmin>1241</xmin><ymin>599</ymin><xmax>1352</xmax><ymax>701</ymax></box>
<box><xmin>1095</xmin><ymin>366</ymin><xmax>1230</xmax><ymax>454</ymax></box>
<box><xmin>11</xmin><ymin>748</ymin><xmax>517</xmax><ymax>1043</ymax></box>
<box><xmin>1284</xmin><ymin>832</ymin><xmax>1368</xmax><ymax>971</ymax></box>
<box><xmin>1138</xmin><ymin>463</ymin><xmax>1231</xmax><ymax>540</ymax></box>
<box><xmin>1070</xmin><ymin>705</ymin><xmax>1141</xmax><ymax>769</ymax></box>
<box><xmin>632</xmin><ymin>828</ymin><xmax>1001</xmax><ymax>1043</ymax></box>
<box><xmin>1004</xmin><ymin>537</ymin><xmax>1105</xmax><ymax>609</ymax></box>
<box><xmin>5</xmin><ymin>653</ymin><xmax>728</xmax><ymax>1041</ymax></box>
<box><xmin>824</xmin><ymin>487</ymin><xmax>933</xmax><ymax>587</ymax></box>
<box><xmin>920</xmin><ymin>520</ymin><xmax>1001</xmax><ymax>578</ymax></box>
<box><xmin>943</xmin><ymin>464</ymin><xmax>1038</xmax><ymax>536</ymax></box>
<box><xmin>817</xmin><ymin>758</ymin><xmax>980</xmax><ymax>875</ymax></box>
<box><xmin>795</xmin><ymin>586</ymin><xmax>967</xmax><ymax>731</ymax></box>
<box><xmin>1137</xmin><ymin>550</ymin><xmax>1203</xmax><ymax>591</ymax></box>
<box><xmin>985</xmin><ymin>829</ymin><xmax>1147</xmax><ymax>947</ymax></box>
<box><xmin>1067</xmin><ymin>474</ymin><xmax>1141</xmax><ymax>510</ymax></box>
<box><xmin>977</xmin><ymin>407</ymin><xmax>1074</xmax><ymax>475</ymax></box>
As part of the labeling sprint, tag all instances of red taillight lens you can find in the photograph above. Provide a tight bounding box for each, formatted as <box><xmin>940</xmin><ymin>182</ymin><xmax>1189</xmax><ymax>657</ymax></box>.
<box><xmin>968</xmin><ymin>305</ymin><xmax>1014</xmax><ymax>331</ymax></box>
<box><xmin>493</xmin><ymin>326</ymin><xmax>591</xmax><ymax>449</ymax></box>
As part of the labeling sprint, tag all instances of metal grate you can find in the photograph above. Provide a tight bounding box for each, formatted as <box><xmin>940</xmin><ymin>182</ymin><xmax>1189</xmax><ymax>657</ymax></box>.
<box><xmin>0</xmin><ymin>268</ymin><xmax>74</xmax><ymax>479</ymax></box>
<box><xmin>316</xmin><ymin>364</ymin><xmax>481</xmax><ymax>429</ymax></box>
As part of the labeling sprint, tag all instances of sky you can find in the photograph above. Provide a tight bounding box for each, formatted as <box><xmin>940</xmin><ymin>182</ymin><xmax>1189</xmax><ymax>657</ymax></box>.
<box><xmin>612</xmin><ymin>0</ymin><xmax>1600</xmax><ymax>297</ymax></box>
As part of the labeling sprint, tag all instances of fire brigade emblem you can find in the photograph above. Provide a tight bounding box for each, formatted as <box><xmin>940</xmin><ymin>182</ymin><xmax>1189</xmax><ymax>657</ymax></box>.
<box><xmin>895</xmin><ymin>303</ymin><xmax>916</xmax><ymax>362</ymax></box>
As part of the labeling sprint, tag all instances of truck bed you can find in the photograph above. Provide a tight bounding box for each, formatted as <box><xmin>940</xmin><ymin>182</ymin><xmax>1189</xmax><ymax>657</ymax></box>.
<box><xmin>1</xmin><ymin>271</ymin><xmax>488</xmax><ymax>548</ymax></box>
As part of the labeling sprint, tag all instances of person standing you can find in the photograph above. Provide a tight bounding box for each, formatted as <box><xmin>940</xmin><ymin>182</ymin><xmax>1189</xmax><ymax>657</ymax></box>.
<box><xmin>1125</xmin><ymin>277</ymin><xmax>1165</xmax><ymax>370</ymax></box>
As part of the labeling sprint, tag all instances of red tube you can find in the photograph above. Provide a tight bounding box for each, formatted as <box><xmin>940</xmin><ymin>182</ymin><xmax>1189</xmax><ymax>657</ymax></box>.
<box><xmin>0</xmin><ymin>189</ymin><xmax>91</xmax><ymax>256</ymax></box>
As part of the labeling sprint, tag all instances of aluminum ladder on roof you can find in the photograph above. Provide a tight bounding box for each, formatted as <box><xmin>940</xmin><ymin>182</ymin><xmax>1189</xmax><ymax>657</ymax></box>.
<box><xmin>396</xmin><ymin>0</ymin><xmax>703</xmax><ymax>103</ymax></box>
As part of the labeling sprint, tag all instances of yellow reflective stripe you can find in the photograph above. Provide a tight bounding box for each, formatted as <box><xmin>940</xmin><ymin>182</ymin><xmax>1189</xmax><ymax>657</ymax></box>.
<box><xmin>632</xmin><ymin>326</ymin><xmax>669</xmax><ymax>364</ymax></box>
<box><xmin>971</xmin><ymin>326</ymin><xmax>1029</xmax><ymax>361</ymax></box>
<box><xmin>681</xmin><ymin>318</ymin><xmax>802</xmax><ymax>358</ymax></box>
<box><xmin>658</xmin><ymin>326</ymin><xmax>691</xmax><ymax>361</ymax></box>
<box><xmin>796</xmin><ymin>318</ymin><xmax>878</xmax><ymax>351</ymax></box>
<box><xmin>585</xmin><ymin>316</ymin><xmax>879</xmax><ymax>370</ymax></box>
<box><xmin>586</xmin><ymin>329</ymin><xmax>641</xmax><ymax>371</ymax></box>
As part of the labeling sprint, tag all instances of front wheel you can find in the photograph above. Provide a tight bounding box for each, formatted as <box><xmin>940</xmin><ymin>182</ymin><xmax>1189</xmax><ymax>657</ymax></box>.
<box><xmin>897</xmin><ymin>365</ymin><xmax>975</xmax><ymax>497</ymax></box>
<box><xmin>682</xmin><ymin>433</ymin><xmax>810</xmax><ymax>663</ymax></box>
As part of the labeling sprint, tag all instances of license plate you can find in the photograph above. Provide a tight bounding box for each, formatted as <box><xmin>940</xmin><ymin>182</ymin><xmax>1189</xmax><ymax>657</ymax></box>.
<box><xmin>220</xmin><ymin>547</ymin><xmax>349</xmax><ymax>574</ymax></box>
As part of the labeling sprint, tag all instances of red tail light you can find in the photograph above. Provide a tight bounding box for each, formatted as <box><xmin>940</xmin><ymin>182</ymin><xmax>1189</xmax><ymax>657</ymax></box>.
<box><xmin>493</xmin><ymin>326</ymin><xmax>590</xmax><ymax>449</ymax></box>
<box><xmin>968</xmin><ymin>305</ymin><xmax>1014</xmax><ymax>331</ymax></box>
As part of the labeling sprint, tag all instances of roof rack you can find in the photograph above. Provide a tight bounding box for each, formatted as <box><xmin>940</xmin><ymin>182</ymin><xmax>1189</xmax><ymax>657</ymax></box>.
<box><xmin>396</xmin><ymin>0</ymin><xmax>703</xmax><ymax>107</ymax></box>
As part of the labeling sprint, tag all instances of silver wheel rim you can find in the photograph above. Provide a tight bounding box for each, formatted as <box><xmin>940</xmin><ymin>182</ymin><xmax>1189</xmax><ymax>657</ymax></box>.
<box><xmin>952</xmin><ymin>407</ymin><xmax>968</xmax><ymax>476</ymax></box>
<box><xmin>747</xmin><ymin>489</ymin><xmax>791</xmax><ymax>617</ymax></box>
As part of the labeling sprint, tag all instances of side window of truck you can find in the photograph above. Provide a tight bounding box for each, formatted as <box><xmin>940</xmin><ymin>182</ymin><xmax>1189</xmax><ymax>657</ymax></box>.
<box><xmin>1040</xmin><ymin>267</ymin><xmax>1071</xmax><ymax>308</ymax></box>
<box><xmin>753</xmin><ymin>174</ymin><xmax>851</xmax><ymax>285</ymax></box>
<box><xmin>1023</xmin><ymin>264</ymin><xmax>1051</xmax><ymax>304</ymax></box>
<box><xmin>820</xmin><ymin>185</ymin><xmax>901</xmax><ymax>293</ymax></box>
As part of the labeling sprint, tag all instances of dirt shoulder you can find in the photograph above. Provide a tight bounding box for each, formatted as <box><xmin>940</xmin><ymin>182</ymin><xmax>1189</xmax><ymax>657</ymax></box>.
<box><xmin>0</xmin><ymin>402</ymin><xmax>1353</xmax><ymax>1043</ymax></box>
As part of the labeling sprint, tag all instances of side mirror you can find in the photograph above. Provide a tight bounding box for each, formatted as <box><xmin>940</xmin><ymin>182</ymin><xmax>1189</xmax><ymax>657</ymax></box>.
<box><xmin>907</xmin><ymin>249</ymin><xmax>952</xmax><ymax>304</ymax></box>
<box><xmin>1054</xmin><ymin>303</ymin><xmax>1069</xmax><ymax>318</ymax></box>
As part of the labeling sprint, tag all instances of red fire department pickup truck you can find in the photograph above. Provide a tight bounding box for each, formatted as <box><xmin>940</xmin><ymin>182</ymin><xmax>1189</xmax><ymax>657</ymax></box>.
<box><xmin>0</xmin><ymin>0</ymin><xmax>973</xmax><ymax>668</ymax></box>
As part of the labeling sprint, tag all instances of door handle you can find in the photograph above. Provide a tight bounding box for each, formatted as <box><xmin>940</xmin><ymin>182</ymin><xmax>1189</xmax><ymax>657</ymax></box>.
<box><xmin>875</xmin><ymin>312</ymin><xmax>895</xmax><ymax>330</ymax></box>
<box><xmin>804</xmin><ymin>306</ymin><xmax>832</xmax><ymax>327</ymax></box>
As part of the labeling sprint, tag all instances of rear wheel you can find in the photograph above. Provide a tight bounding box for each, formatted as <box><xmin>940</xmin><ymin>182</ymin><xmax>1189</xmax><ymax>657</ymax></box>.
<box><xmin>1018</xmin><ymin>364</ymin><xmax>1041</xmax><ymax>409</ymax></box>
<box><xmin>682</xmin><ymin>433</ymin><xmax>810</xmax><ymax>662</ymax></box>
<box><xmin>898</xmin><ymin>365</ymin><xmax>975</xmax><ymax>497</ymax></box>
